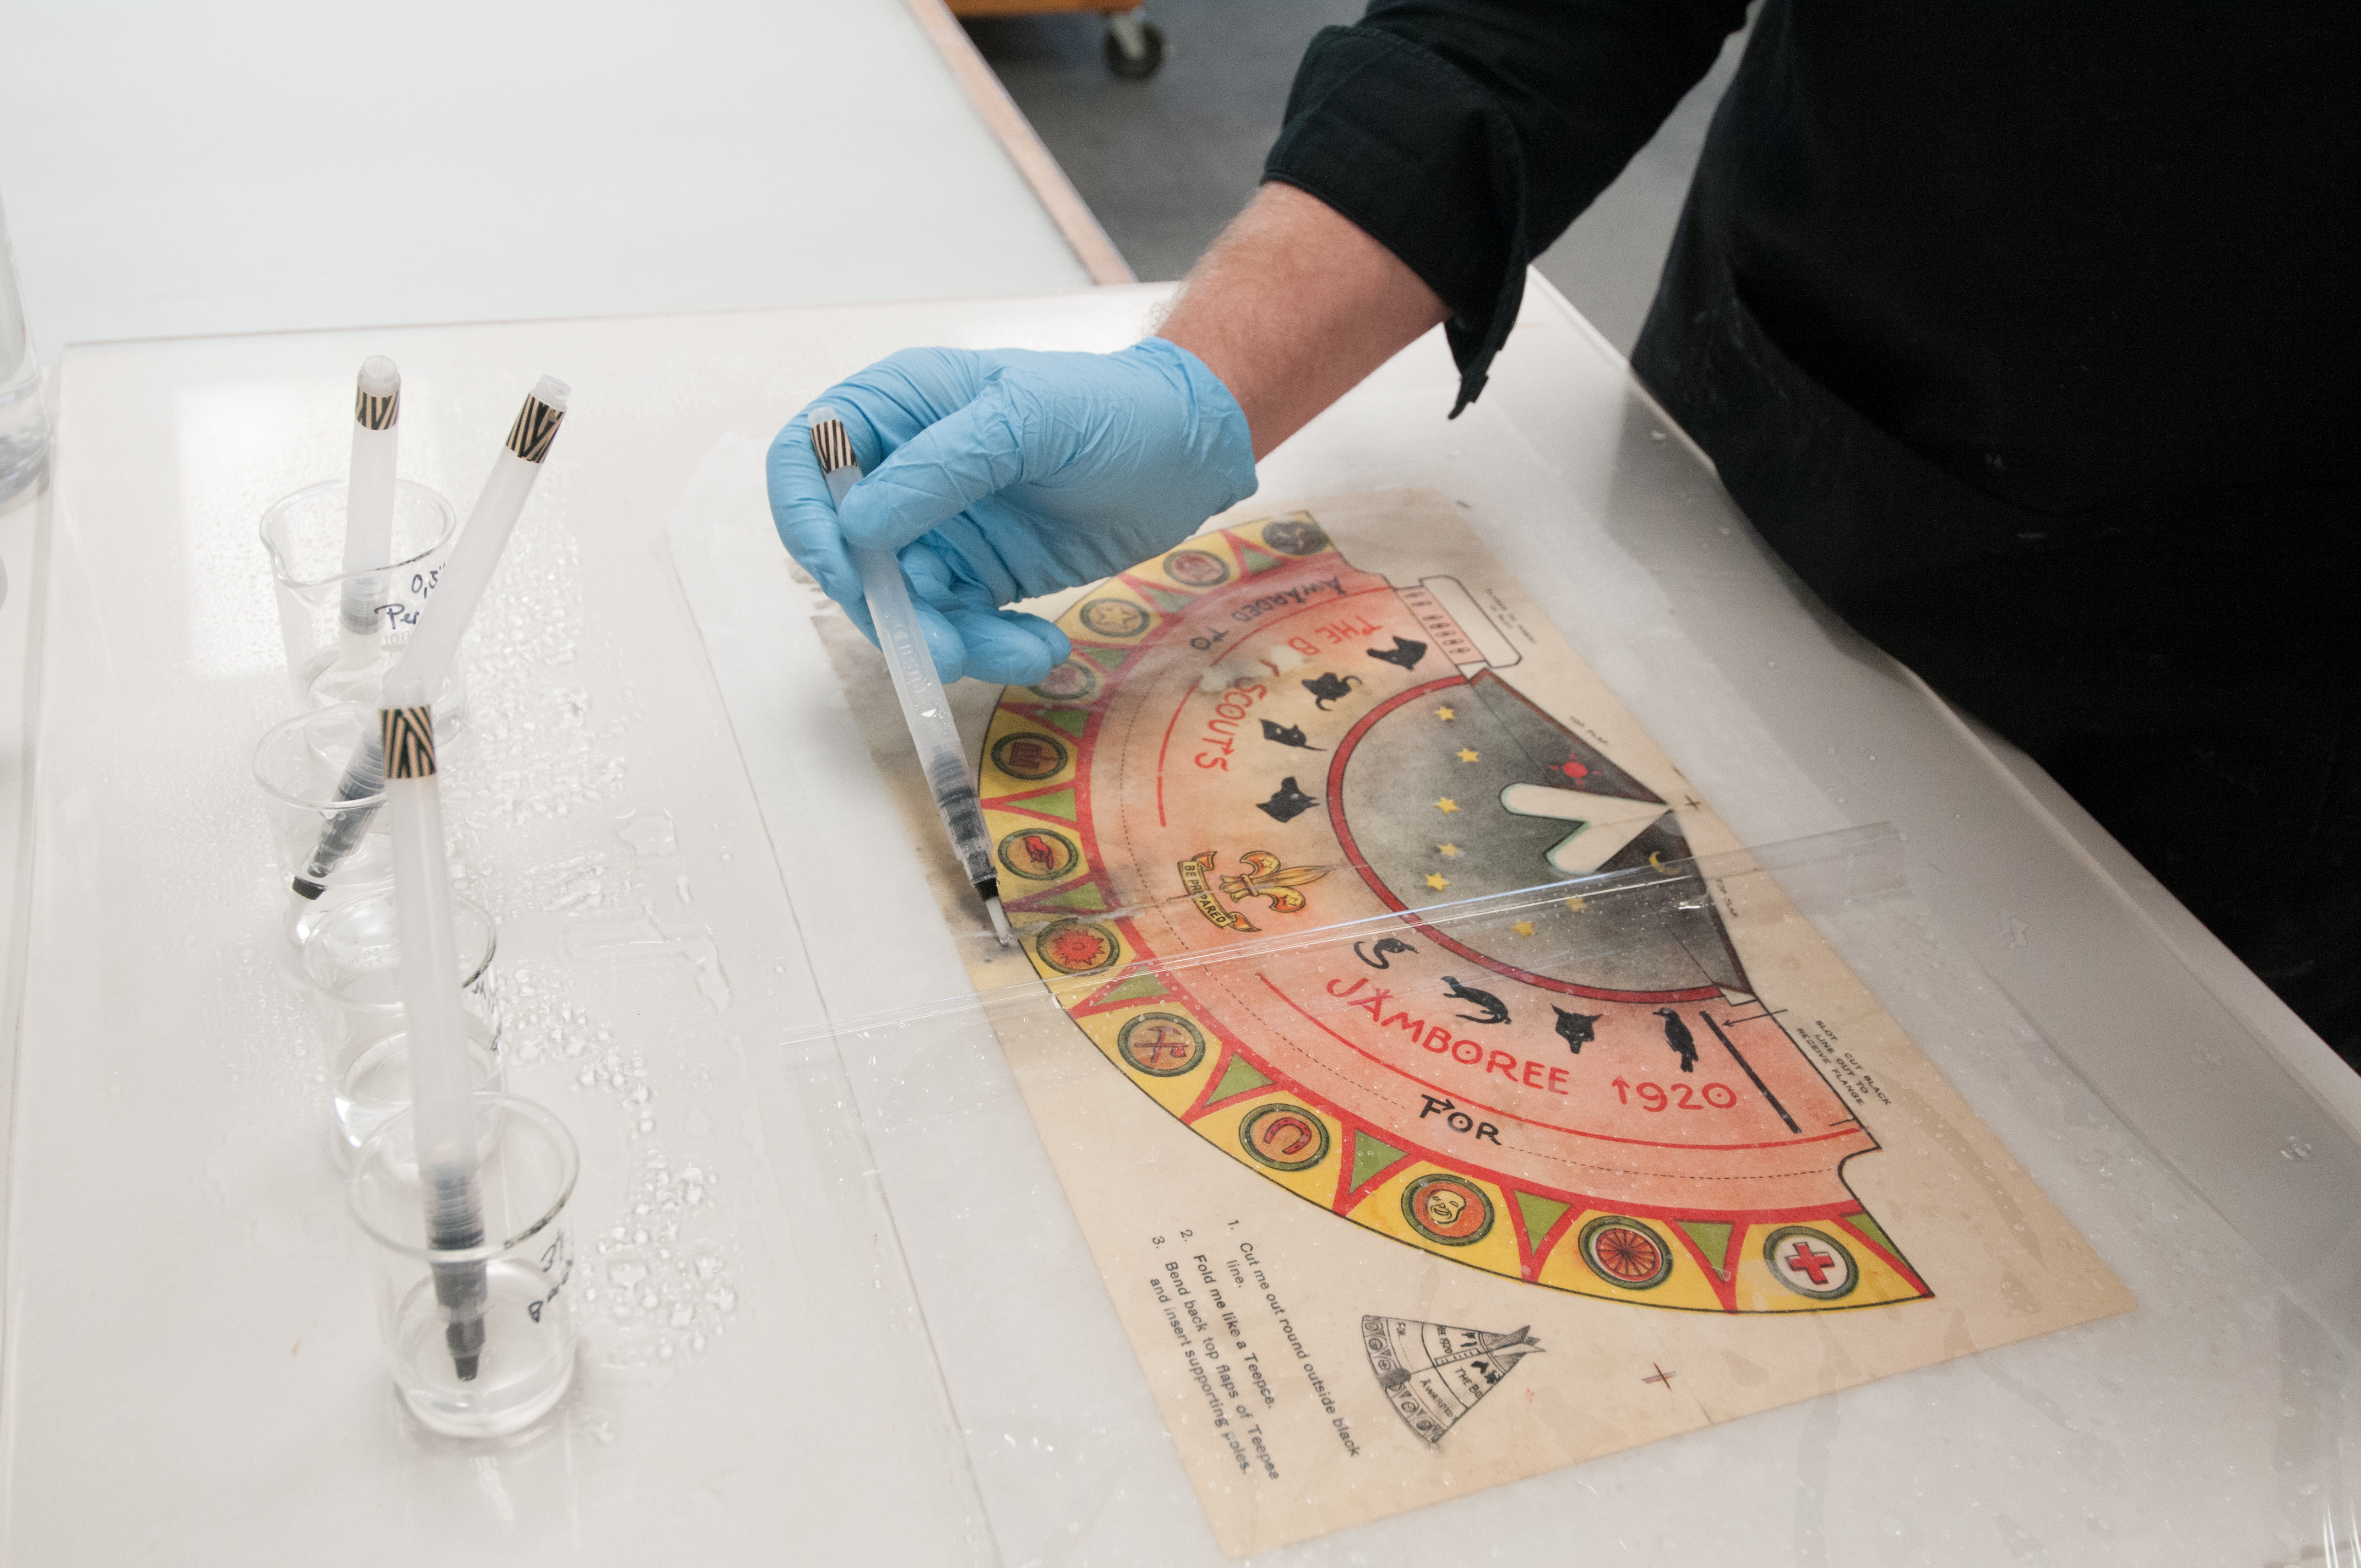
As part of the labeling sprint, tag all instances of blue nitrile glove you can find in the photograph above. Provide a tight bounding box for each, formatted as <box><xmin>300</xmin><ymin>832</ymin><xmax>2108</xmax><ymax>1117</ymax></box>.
<box><xmin>767</xmin><ymin>338</ymin><xmax>1257</xmax><ymax>685</ymax></box>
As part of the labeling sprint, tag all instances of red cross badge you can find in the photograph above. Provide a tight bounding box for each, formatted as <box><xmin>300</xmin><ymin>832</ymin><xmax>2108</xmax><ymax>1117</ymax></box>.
<box><xmin>1762</xmin><ymin>1225</ymin><xmax>1859</xmax><ymax>1300</ymax></box>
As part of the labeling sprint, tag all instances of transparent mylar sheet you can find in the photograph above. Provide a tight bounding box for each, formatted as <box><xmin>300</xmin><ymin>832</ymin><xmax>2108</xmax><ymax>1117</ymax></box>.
<box><xmin>666</xmin><ymin>455</ymin><xmax>2361</xmax><ymax>1564</ymax></box>
<box><xmin>808</xmin><ymin>831</ymin><xmax>2357</xmax><ymax>1564</ymax></box>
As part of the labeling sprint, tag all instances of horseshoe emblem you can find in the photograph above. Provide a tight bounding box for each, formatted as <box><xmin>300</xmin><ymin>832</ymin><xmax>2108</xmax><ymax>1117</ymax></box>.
<box><xmin>1239</xmin><ymin>1102</ymin><xmax>1332</xmax><ymax>1172</ymax></box>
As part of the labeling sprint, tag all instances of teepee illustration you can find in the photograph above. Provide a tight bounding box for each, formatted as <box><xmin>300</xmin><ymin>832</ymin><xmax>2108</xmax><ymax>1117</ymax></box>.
<box><xmin>1362</xmin><ymin>1315</ymin><xmax>1543</xmax><ymax>1445</ymax></box>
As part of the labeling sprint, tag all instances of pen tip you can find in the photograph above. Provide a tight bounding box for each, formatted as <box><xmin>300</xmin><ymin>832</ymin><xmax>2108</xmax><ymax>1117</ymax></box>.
<box><xmin>986</xmin><ymin>895</ymin><xmax>1014</xmax><ymax>948</ymax></box>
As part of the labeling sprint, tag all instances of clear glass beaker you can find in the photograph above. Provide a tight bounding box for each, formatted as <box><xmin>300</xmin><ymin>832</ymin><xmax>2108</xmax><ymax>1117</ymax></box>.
<box><xmin>258</xmin><ymin>478</ymin><xmax>461</xmax><ymax>712</ymax></box>
<box><xmin>252</xmin><ymin>703</ymin><xmax>393</xmax><ymax>945</ymax></box>
<box><xmin>301</xmin><ymin>891</ymin><xmax>505</xmax><ymax>1157</ymax></box>
<box><xmin>348</xmin><ymin>1094</ymin><xmax>579</xmax><ymax>1438</ymax></box>
<box><xmin>0</xmin><ymin>194</ymin><xmax>50</xmax><ymax>507</ymax></box>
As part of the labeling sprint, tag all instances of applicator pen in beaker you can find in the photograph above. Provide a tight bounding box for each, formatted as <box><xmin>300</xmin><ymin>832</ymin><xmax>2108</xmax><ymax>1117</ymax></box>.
<box><xmin>333</xmin><ymin>356</ymin><xmax>401</xmax><ymax>672</ymax></box>
<box><xmin>380</xmin><ymin>678</ymin><xmax>489</xmax><ymax>1379</ymax></box>
<box><xmin>292</xmin><ymin>378</ymin><xmax>569</xmax><ymax>901</ymax></box>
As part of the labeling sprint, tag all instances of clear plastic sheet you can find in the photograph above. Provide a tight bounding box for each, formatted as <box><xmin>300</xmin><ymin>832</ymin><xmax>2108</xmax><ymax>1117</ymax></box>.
<box><xmin>802</xmin><ymin>824</ymin><xmax>1910</xmax><ymax>1111</ymax></box>
<box><xmin>806</xmin><ymin>823</ymin><xmax>2360</xmax><ymax>1565</ymax></box>
<box><xmin>665</xmin><ymin>441</ymin><xmax>2361</xmax><ymax>1564</ymax></box>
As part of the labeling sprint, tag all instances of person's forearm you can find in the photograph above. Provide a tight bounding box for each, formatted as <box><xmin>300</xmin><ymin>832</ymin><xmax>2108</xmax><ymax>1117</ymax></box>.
<box><xmin>1157</xmin><ymin>183</ymin><xmax>1448</xmax><ymax>459</ymax></box>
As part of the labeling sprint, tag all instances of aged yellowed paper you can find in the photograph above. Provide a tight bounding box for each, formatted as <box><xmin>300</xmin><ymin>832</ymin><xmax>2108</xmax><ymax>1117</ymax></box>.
<box><xmin>844</xmin><ymin>489</ymin><xmax>2129</xmax><ymax>1556</ymax></box>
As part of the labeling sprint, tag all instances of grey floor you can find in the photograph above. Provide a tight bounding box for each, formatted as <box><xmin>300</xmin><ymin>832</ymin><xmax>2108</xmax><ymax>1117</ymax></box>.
<box><xmin>968</xmin><ymin>2</ymin><xmax>1750</xmax><ymax>355</ymax></box>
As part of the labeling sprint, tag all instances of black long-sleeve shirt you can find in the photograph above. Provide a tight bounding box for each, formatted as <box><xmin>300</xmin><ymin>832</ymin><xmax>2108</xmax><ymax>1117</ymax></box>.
<box><xmin>1265</xmin><ymin>1</ymin><xmax>2361</xmax><ymax>1049</ymax></box>
<box><xmin>1269</xmin><ymin>2</ymin><xmax>2356</xmax><ymax>519</ymax></box>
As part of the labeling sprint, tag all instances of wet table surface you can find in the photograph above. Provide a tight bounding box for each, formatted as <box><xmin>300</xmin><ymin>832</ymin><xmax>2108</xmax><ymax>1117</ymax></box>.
<box><xmin>3</xmin><ymin>283</ymin><xmax>2357</xmax><ymax>1565</ymax></box>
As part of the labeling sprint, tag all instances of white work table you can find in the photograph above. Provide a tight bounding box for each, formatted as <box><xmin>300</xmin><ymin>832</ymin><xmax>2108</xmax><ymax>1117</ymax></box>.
<box><xmin>0</xmin><ymin>0</ymin><xmax>1104</xmax><ymax>357</ymax></box>
<box><xmin>3</xmin><ymin>282</ymin><xmax>2357</xmax><ymax>1565</ymax></box>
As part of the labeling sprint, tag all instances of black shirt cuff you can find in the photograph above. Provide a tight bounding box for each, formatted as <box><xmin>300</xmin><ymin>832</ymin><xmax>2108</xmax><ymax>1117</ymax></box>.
<box><xmin>1264</xmin><ymin>25</ymin><xmax>1528</xmax><ymax>415</ymax></box>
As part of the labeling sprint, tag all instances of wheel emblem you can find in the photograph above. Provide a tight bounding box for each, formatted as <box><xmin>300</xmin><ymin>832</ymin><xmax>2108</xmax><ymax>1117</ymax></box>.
<box><xmin>1577</xmin><ymin>1216</ymin><xmax>1672</xmax><ymax>1290</ymax></box>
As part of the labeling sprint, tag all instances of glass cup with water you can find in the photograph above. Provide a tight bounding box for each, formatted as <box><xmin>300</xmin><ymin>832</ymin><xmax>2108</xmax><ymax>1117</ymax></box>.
<box><xmin>301</xmin><ymin>890</ymin><xmax>505</xmax><ymax>1158</ymax></box>
<box><xmin>258</xmin><ymin>478</ymin><xmax>460</xmax><ymax>713</ymax></box>
<box><xmin>348</xmin><ymin>1094</ymin><xmax>579</xmax><ymax>1437</ymax></box>
<box><xmin>252</xmin><ymin>703</ymin><xmax>394</xmax><ymax>945</ymax></box>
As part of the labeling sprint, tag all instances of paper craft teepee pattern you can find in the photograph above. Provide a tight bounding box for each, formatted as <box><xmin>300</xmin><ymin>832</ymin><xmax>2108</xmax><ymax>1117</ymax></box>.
<box><xmin>1362</xmin><ymin>1314</ymin><xmax>1543</xmax><ymax>1445</ymax></box>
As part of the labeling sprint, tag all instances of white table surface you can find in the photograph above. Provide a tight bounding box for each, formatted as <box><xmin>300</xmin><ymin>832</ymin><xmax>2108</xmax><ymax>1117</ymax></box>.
<box><xmin>0</xmin><ymin>0</ymin><xmax>1094</xmax><ymax>362</ymax></box>
<box><xmin>4</xmin><ymin>282</ymin><xmax>2358</xmax><ymax>1565</ymax></box>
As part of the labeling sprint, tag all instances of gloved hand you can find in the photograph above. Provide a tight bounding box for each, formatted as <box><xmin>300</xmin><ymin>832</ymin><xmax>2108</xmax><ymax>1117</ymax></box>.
<box><xmin>767</xmin><ymin>337</ymin><xmax>1257</xmax><ymax>685</ymax></box>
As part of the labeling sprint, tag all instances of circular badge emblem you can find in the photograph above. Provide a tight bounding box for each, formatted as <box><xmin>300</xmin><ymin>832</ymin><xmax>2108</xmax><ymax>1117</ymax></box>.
<box><xmin>1239</xmin><ymin>1103</ymin><xmax>1331</xmax><ymax>1172</ymax></box>
<box><xmin>991</xmin><ymin>732</ymin><xmax>1069</xmax><ymax>781</ymax></box>
<box><xmin>1577</xmin><ymin>1215</ymin><xmax>1673</xmax><ymax>1291</ymax></box>
<box><xmin>1033</xmin><ymin>918</ymin><xmax>1119</xmax><ymax>975</ymax></box>
<box><xmin>1078</xmin><ymin>597</ymin><xmax>1151</xmax><ymax>639</ymax></box>
<box><xmin>1163</xmin><ymin>548</ymin><xmax>1232</xmax><ymax>588</ymax></box>
<box><xmin>1401</xmin><ymin>1173</ymin><xmax>1494</xmax><ymax>1246</ymax></box>
<box><xmin>997</xmin><ymin>827</ymin><xmax>1080</xmax><ymax>881</ymax></box>
<box><xmin>1117</xmin><ymin>1012</ymin><xmax>1206</xmax><ymax>1077</ymax></box>
<box><xmin>1029</xmin><ymin>660</ymin><xmax>1099</xmax><ymax>704</ymax></box>
<box><xmin>1261</xmin><ymin>518</ymin><xmax>1329</xmax><ymax>557</ymax></box>
<box><xmin>1762</xmin><ymin>1225</ymin><xmax>1858</xmax><ymax>1300</ymax></box>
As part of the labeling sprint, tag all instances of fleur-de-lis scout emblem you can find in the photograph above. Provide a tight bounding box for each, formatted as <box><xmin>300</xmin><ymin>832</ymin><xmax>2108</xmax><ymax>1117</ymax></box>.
<box><xmin>1218</xmin><ymin>850</ymin><xmax>1330</xmax><ymax>916</ymax></box>
<box><xmin>1179</xmin><ymin>850</ymin><xmax>1259</xmax><ymax>932</ymax></box>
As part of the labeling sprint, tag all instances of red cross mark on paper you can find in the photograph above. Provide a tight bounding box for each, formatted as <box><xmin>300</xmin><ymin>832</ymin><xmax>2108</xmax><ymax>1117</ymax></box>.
<box><xmin>1784</xmin><ymin>1239</ymin><xmax>1837</xmax><ymax>1285</ymax></box>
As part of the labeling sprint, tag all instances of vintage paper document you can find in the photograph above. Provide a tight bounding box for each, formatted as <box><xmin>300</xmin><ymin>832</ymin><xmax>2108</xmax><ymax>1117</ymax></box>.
<box><xmin>861</xmin><ymin>489</ymin><xmax>2129</xmax><ymax>1555</ymax></box>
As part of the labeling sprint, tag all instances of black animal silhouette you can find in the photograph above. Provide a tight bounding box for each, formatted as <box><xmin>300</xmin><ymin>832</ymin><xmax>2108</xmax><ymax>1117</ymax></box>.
<box><xmin>1354</xmin><ymin>935</ymin><xmax>1417</xmax><ymax>970</ymax></box>
<box><xmin>1442</xmin><ymin>976</ymin><xmax>1511</xmax><ymax>1026</ymax></box>
<box><xmin>1552</xmin><ymin>1007</ymin><xmax>1602</xmax><ymax>1055</ymax></box>
<box><xmin>1302</xmin><ymin>672</ymin><xmax>1362</xmax><ymax>710</ymax></box>
<box><xmin>1653</xmin><ymin>1008</ymin><xmax>1699</xmax><ymax>1074</ymax></box>
<box><xmin>1366</xmin><ymin>636</ymin><xmax>1428</xmax><ymax>671</ymax></box>
<box><xmin>1260</xmin><ymin>720</ymin><xmax>1322</xmax><ymax>750</ymax></box>
<box><xmin>1256</xmin><ymin>776</ymin><xmax>1319</xmax><ymax>824</ymax></box>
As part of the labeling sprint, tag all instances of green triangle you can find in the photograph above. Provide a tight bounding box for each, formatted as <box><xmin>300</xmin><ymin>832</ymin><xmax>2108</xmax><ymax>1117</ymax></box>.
<box><xmin>1207</xmin><ymin>1054</ymin><xmax>1274</xmax><ymax>1105</ymax></box>
<box><xmin>1234</xmin><ymin>541</ymin><xmax>1284</xmax><ymax>575</ymax></box>
<box><xmin>1139</xmin><ymin>581</ymin><xmax>1196</xmax><ymax>612</ymax></box>
<box><xmin>1675</xmin><ymin>1218</ymin><xmax>1734</xmax><ymax>1276</ymax></box>
<box><xmin>1841</xmin><ymin>1210</ymin><xmax>1896</xmax><ymax>1258</ymax></box>
<box><xmin>1006</xmin><ymin>786</ymin><xmax>1076</xmax><ymax>823</ymax></box>
<box><xmin>1094</xmin><ymin>970</ymin><xmax>1168</xmax><ymax>1007</ymax></box>
<box><xmin>1037</xmin><ymin>707</ymin><xmax>1089</xmax><ymax>737</ymax></box>
<box><xmin>1513</xmin><ymin>1191</ymin><xmax>1573</xmax><ymax>1248</ymax></box>
<box><xmin>1037</xmin><ymin>883</ymin><xmax>1107</xmax><ymax>912</ymax></box>
<box><xmin>1079</xmin><ymin>644</ymin><xmax>1129</xmax><ymax>674</ymax></box>
<box><xmin>1351</xmin><ymin>1130</ymin><xmax>1410</xmax><ymax>1192</ymax></box>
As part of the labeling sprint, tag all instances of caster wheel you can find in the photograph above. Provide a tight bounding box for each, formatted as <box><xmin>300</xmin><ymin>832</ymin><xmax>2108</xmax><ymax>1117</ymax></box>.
<box><xmin>1104</xmin><ymin>15</ymin><xmax>1167</xmax><ymax>78</ymax></box>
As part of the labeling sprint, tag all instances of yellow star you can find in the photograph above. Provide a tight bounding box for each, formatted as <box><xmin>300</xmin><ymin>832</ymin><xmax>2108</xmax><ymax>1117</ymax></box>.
<box><xmin>1434</xmin><ymin>797</ymin><xmax>1459</xmax><ymax>814</ymax></box>
<box><xmin>1457</xmin><ymin>747</ymin><xmax>1480</xmax><ymax>764</ymax></box>
<box><xmin>1437</xmin><ymin>842</ymin><xmax>1461</xmax><ymax>858</ymax></box>
<box><xmin>1511</xmin><ymin>920</ymin><xmax>1536</xmax><ymax>938</ymax></box>
<box><xmin>1426</xmin><ymin>873</ymin><xmax>1450</xmax><ymax>891</ymax></box>
<box><xmin>1434</xmin><ymin>705</ymin><xmax>1456</xmax><ymax>721</ymax></box>
<box><xmin>1564</xmin><ymin>895</ymin><xmax>1587</xmax><ymax>913</ymax></box>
